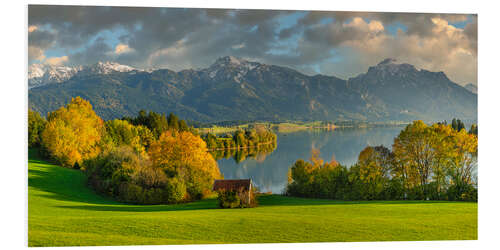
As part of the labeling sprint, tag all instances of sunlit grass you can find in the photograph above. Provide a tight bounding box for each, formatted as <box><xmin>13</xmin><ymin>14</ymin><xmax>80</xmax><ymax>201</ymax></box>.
<box><xmin>28</xmin><ymin>149</ymin><xmax>477</xmax><ymax>247</ymax></box>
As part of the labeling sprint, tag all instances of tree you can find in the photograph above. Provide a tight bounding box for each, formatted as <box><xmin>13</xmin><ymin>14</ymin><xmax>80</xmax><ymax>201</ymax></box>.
<box><xmin>356</xmin><ymin>145</ymin><xmax>393</xmax><ymax>199</ymax></box>
<box><xmin>148</xmin><ymin>131</ymin><xmax>222</xmax><ymax>200</ymax></box>
<box><xmin>447</xmin><ymin>129</ymin><xmax>478</xmax><ymax>200</ymax></box>
<box><xmin>428</xmin><ymin>124</ymin><xmax>456</xmax><ymax>199</ymax></box>
<box><xmin>457</xmin><ymin>119</ymin><xmax>465</xmax><ymax>132</ymax></box>
<box><xmin>41</xmin><ymin>97</ymin><xmax>104</xmax><ymax>167</ymax></box>
<box><xmin>28</xmin><ymin>109</ymin><xmax>46</xmax><ymax>148</ymax></box>
<box><xmin>451</xmin><ymin>118</ymin><xmax>458</xmax><ymax>131</ymax></box>
<box><xmin>125</xmin><ymin>110</ymin><xmax>168</xmax><ymax>138</ymax></box>
<box><xmin>104</xmin><ymin>119</ymin><xmax>153</xmax><ymax>156</ymax></box>
<box><xmin>469</xmin><ymin>124</ymin><xmax>478</xmax><ymax>135</ymax></box>
<box><xmin>167</xmin><ymin>113</ymin><xmax>179</xmax><ymax>131</ymax></box>
<box><xmin>451</xmin><ymin>118</ymin><xmax>465</xmax><ymax>132</ymax></box>
<box><xmin>393</xmin><ymin>121</ymin><xmax>438</xmax><ymax>199</ymax></box>
<box><xmin>178</xmin><ymin>119</ymin><xmax>188</xmax><ymax>131</ymax></box>
<box><xmin>233</xmin><ymin>130</ymin><xmax>247</xmax><ymax>147</ymax></box>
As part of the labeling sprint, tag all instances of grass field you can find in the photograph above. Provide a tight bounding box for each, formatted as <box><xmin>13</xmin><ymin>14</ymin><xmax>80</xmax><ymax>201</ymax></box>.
<box><xmin>28</xmin><ymin>150</ymin><xmax>477</xmax><ymax>247</ymax></box>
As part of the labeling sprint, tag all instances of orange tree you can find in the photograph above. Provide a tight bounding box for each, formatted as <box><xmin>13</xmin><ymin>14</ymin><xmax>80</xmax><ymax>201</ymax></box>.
<box><xmin>148</xmin><ymin>130</ymin><xmax>222</xmax><ymax>200</ymax></box>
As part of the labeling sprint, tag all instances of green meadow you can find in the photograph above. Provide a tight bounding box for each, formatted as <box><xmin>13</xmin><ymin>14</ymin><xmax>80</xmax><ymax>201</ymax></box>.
<box><xmin>28</xmin><ymin>150</ymin><xmax>477</xmax><ymax>247</ymax></box>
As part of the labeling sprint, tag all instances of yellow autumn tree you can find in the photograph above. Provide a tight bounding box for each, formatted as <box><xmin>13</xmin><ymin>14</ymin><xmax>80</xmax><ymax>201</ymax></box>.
<box><xmin>41</xmin><ymin>97</ymin><xmax>104</xmax><ymax>168</ymax></box>
<box><xmin>148</xmin><ymin>130</ymin><xmax>222</xmax><ymax>199</ymax></box>
<box><xmin>449</xmin><ymin>129</ymin><xmax>478</xmax><ymax>185</ymax></box>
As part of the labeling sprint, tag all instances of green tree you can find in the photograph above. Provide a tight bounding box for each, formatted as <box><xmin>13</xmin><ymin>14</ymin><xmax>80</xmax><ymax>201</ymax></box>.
<box><xmin>28</xmin><ymin>109</ymin><xmax>46</xmax><ymax>148</ymax></box>
<box><xmin>167</xmin><ymin>113</ymin><xmax>179</xmax><ymax>131</ymax></box>
<box><xmin>469</xmin><ymin>124</ymin><xmax>478</xmax><ymax>135</ymax></box>
<box><xmin>178</xmin><ymin>119</ymin><xmax>188</xmax><ymax>131</ymax></box>
<box><xmin>356</xmin><ymin>145</ymin><xmax>393</xmax><ymax>199</ymax></box>
<box><xmin>104</xmin><ymin>119</ymin><xmax>154</xmax><ymax>156</ymax></box>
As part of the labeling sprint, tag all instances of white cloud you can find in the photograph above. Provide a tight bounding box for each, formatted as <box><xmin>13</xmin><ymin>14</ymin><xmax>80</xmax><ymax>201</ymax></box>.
<box><xmin>146</xmin><ymin>39</ymin><xmax>192</xmax><ymax>70</ymax></box>
<box><xmin>329</xmin><ymin>16</ymin><xmax>477</xmax><ymax>85</ymax></box>
<box><xmin>44</xmin><ymin>55</ymin><xmax>69</xmax><ymax>66</ymax></box>
<box><xmin>232</xmin><ymin>43</ymin><xmax>246</xmax><ymax>50</ymax></box>
<box><xmin>114</xmin><ymin>43</ymin><xmax>134</xmax><ymax>54</ymax></box>
<box><xmin>344</xmin><ymin>17</ymin><xmax>384</xmax><ymax>33</ymax></box>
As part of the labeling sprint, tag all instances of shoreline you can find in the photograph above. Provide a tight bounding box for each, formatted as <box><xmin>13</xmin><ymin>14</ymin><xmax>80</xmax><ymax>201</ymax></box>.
<box><xmin>207</xmin><ymin>140</ymin><xmax>276</xmax><ymax>152</ymax></box>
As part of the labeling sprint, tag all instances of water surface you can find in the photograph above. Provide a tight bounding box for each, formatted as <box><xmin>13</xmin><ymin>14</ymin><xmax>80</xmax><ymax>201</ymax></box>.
<box><xmin>217</xmin><ymin>127</ymin><xmax>404</xmax><ymax>193</ymax></box>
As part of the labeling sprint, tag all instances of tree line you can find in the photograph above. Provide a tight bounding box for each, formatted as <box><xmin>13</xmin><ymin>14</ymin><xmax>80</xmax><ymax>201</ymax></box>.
<box><xmin>286</xmin><ymin>120</ymin><xmax>478</xmax><ymax>201</ymax></box>
<box><xmin>202</xmin><ymin>126</ymin><xmax>277</xmax><ymax>151</ymax></box>
<box><xmin>28</xmin><ymin>97</ymin><xmax>221</xmax><ymax>204</ymax></box>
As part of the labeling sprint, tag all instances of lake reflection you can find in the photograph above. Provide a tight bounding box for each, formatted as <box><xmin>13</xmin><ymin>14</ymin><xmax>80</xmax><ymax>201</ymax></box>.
<box><xmin>217</xmin><ymin>127</ymin><xmax>404</xmax><ymax>194</ymax></box>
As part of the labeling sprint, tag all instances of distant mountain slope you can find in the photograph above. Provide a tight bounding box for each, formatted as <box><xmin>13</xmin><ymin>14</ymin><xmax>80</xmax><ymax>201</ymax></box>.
<box><xmin>347</xmin><ymin>58</ymin><xmax>477</xmax><ymax>121</ymax></box>
<box><xmin>28</xmin><ymin>57</ymin><xmax>477</xmax><ymax>123</ymax></box>
<box><xmin>465</xmin><ymin>83</ymin><xmax>478</xmax><ymax>94</ymax></box>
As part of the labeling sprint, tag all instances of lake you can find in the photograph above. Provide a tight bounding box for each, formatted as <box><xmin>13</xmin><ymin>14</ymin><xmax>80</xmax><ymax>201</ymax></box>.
<box><xmin>217</xmin><ymin>126</ymin><xmax>405</xmax><ymax>193</ymax></box>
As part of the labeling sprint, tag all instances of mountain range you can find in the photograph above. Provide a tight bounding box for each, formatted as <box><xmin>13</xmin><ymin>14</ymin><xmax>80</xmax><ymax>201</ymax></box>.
<box><xmin>28</xmin><ymin>56</ymin><xmax>477</xmax><ymax>123</ymax></box>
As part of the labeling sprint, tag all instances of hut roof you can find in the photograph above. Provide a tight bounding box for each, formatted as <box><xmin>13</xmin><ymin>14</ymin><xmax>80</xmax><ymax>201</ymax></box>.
<box><xmin>213</xmin><ymin>179</ymin><xmax>252</xmax><ymax>192</ymax></box>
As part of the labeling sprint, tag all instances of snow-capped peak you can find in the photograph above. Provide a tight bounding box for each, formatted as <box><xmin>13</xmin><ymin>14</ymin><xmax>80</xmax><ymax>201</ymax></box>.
<box><xmin>28</xmin><ymin>64</ymin><xmax>82</xmax><ymax>89</ymax></box>
<box><xmin>28</xmin><ymin>64</ymin><xmax>46</xmax><ymax>79</ymax></box>
<box><xmin>28</xmin><ymin>61</ymin><xmax>140</xmax><ymax>89</ymax></box>
<box><xmin>206</xmin><ymin>56</ymin><xmax>260</xmax><ymax>81</ymax></box>
<box><xmin>84</xmin><ymin>61</ymin><xmax>136</xmax><ymax>74</ymax></box>
<box><xmin>370</xmin><ymin>58</ymin><xmax>419</xmax><ymax>76</ymax></box>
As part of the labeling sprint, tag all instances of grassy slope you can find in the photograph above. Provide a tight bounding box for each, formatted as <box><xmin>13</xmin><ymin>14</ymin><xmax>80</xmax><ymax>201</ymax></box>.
<box><xmin>28</xmin><ymin>150</ymin><xmax>477</xmax><ymax>247</ymax></box>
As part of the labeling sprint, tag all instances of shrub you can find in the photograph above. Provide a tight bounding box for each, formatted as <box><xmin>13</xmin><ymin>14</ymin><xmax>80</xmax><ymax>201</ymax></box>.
<box><xmin>217</xmin><ymin>190</ymin><xmax>241</xmax><ymax>208</ymax></box>
<box><xmin>216</xmin><ymin>187</ymin><xmax>258</xmax><ymax>208</ymax></box>
<box><xmin>166</xmin><ymin>178</ymin><xmax>187</xmax><ymax>203</ymax></box>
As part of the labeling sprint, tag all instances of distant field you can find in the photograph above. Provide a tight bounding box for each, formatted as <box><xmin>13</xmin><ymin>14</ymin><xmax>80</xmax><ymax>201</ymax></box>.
<box><xmin>28</xmin><ymin>151</ymin><xmax>477</xmax><ymax>247</ymax></box>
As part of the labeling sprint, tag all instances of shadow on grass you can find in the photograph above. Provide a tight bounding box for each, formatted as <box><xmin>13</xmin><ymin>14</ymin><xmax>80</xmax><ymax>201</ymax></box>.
<box><xmin>53</xmin><ymin>194</ymin><xmax>462</xmax><ymax>214</ymax></box>
<box><xmin>256</xmin><ymin>194</ymin><xmax>459</xmax><ymax>207</ymax></box>
<box><xmin>28</xmin><ymin>153</ymin><xmax>220</xmax><ymax>211</ymax></box>
<box><xmin>28</xmin><ymin>158</ymin><xmax>118</xmax><ymax>205</ymax></box>
<box><xmin>28</xmin><ymin>148</ymin><xmax>470</xmax><ymax>214</ymax></box>
<box><xmin>56</xmin><ymin>199</ymin><xmax>219</xmax><ymax>212</ymax></box>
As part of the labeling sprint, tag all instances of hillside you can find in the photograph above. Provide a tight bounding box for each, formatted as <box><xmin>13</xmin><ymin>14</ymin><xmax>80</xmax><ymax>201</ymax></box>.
<box><xmin>28</xmin><ymin>149</ymin><xmax>477</xmax><ymax>246</ymax></box>
<box><xmin>28</xmin><ymin>57</ymin><xmax>477</xmax><ymax>123</ymax></box>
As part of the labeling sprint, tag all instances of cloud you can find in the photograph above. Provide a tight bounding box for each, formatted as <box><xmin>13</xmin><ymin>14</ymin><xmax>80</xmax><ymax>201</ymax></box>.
<box><xmin>114</xmin><ymin>43</ymin><xmax>134</xmax><ymax>54</ymax></box>
<box><xmin>147</xmin><ymin>38</ymin><xmax>191</xmax><ymax>69</ymax></box>
<box><xmin>28</xmin><ymin>25</ymin><xmax>38</xmax><ymax>33</ymax></box>
<box><xmin>44</xmin><ymin>55</ymin><xmax>69</xmax><ymax>66</ymax></box>
<box><xmin>28</xmin><ymin>46</ymin><xmax>45</xmax><ymax>61</ymax></box>
<box><xmin>232</xmin><ymin>43</ymin><xmax>246</xmax><ymax>50</ymax></box>
<box><xmin>27</xmin><ymin>6</ymin><xmax>477</xmax><ymax>85</ymax></box>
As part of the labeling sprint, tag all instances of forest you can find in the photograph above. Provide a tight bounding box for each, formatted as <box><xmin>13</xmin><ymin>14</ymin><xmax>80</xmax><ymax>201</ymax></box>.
<box><xmin>286</xmin><ymin>120</ymin><xmax>478</xmax><ymax>201</ymax></box>
<box><xmin>28</xmin><ymin>97</ymin><xmax>274</xmax><ymax>204</ymax></box>
<box><xmin>29</xmin><ymin>96</ymin><xmax>478</xmax><ymax>205</ymax></box>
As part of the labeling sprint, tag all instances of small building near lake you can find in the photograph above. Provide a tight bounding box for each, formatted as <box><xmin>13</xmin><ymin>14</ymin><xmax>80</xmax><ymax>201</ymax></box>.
<box><xmin>213</xmin><ymin>179</ymin><xmax>255</xmax><ymax>208</ymax></box>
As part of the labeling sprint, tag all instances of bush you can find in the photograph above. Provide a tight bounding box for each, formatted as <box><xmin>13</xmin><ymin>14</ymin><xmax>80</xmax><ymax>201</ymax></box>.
<box><xmin>166</xmin><ymin>178</ymin><xmax>187</xmax><ymax>203</ymax></box>
<box><xmin>447</xmin><ymin>183</ymin><xmax>478</xmax><ymax>202</ymax></box>
<box><xmin>217</xmin><ymin>190</ymin><xmax>241</xmax><ymax>208</ymax></box>
<box><xmin>217</xmin><ymin>187</ymin><xmax>258</xmax><ymax>208</ymax></box>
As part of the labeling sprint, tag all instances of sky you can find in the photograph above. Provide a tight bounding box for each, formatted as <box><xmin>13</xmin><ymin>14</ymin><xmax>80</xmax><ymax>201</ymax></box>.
<box><xmin>28</xmin><ymin>5</ymin><xmax>477</xmax><ymax>85</ymax></box>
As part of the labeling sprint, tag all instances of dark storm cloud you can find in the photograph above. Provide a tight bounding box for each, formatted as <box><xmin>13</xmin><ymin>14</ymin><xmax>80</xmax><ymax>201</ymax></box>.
<box><xmin>69</xmin><ymin>37</ymin><xmax>113</xmax><ymax>66</ymax></box>
<box><xmin>28</xmin><ymin>5</ymin><xmax>477</xmax><ymax>84</ymax></box>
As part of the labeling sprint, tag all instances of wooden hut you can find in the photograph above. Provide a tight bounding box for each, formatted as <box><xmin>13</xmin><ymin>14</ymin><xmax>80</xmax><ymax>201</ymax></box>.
<box><xmin>213</xmin><ymin>179</ymin><xmax>253</xmax><ymax>206</ymax></box>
